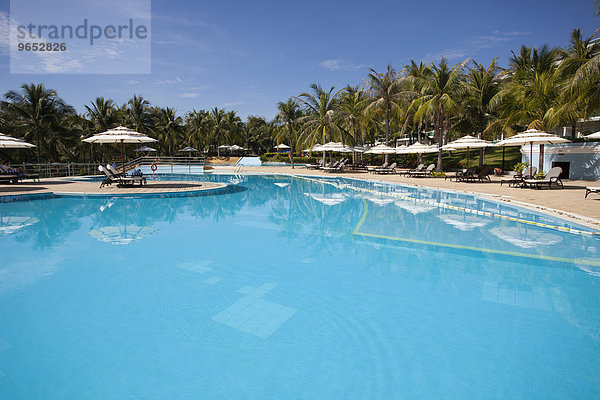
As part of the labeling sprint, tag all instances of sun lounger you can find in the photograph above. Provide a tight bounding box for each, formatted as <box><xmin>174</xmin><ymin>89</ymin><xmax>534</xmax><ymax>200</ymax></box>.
<box><xmin>367</xmin><ymin>162</ymin><xmax>387</xmax><ymax>173</ymax></box>
<box><xmin>500</xmin><ymin>166</ymin><xmax>536</xmax><ymax>187</ymax></box>
<box><xmin>409</xmin><ymin>164</ymin><xmax>435</xmax><ymax>177</ymax></box>
<box><xmin>447</xmin><ymin>167</ymin><xmax>474</xmax><ymax>181</ymax></box>
<box><xmin>106</xmin><ymin>164</ymin><xmax>126</xmax><ymax>177</ymax></box>
<box><xmin>305</xmin><ymin>159</ymin><xmax>325</xmax><ymax>169</ymax></box>
<box><xmin>403</xmin><ymin>164</ymin><xmax>424</xmax><ymax>176</ymax></box>
<box><xmin>0</xmin><ymin>165</ymin><xmax>39</xmax><ymax>182</ymax></box>
<box><xmin>99</xmin><ymin>165</ymin><xmax>146</xmax><ymax>188</ymax></box>
<box><xmin>0</xmin><ymin>174</ymin><xmax>19</xmax><ymax>184</ymax></box>
<box><xmin>458</xmin><ymin>167</ymin><xmax>491</xmax><ymax>182</ymax></box>
<box><xmin>323</xmin><ymin>160</ymin><xmax>347</xmax><ymax>173</ymax></box>
<box><xmin>374</xmin><ymin>162</ymin><xmax>397</xmax><ymax>174</ymax></box>
<box><xmin>585</xmin><ymin>187</ymin><xmax>600</xmax><ymax>198</ymax></box>
<box><xmin>522</xmin><ymin>166</ymin><xmax>563</xmax><ymax>189</ymax></box>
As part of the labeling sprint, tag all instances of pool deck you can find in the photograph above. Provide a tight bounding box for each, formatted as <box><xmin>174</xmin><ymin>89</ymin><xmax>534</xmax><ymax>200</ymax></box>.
<box><xmin>223</xmin><ymin>165</ymin><xmax>600</xmax><ymax>229</ymax></box>
<box><xmin>0</xmin><ymin>180</ymin><xmax>226</xmax><ymax>197</ymax></box>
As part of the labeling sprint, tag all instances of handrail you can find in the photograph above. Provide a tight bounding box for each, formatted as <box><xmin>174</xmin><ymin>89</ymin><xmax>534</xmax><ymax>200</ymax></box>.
<box><xmin>11</xmin><ymin>155</ymin><xmax>208</xmax><ymax>178</ymax></box>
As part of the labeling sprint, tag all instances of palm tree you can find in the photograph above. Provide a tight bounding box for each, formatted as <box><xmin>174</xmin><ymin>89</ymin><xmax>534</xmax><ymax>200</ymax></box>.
<box><xmin>295</xmin><ymin>84</ymin><xmax>345</xmax><ymax>164</ymax></box>
<box><xmin>85</xmin><ymin>97</ymin><xmax>118</xmax><ymax>132</ymax></box>
<box><xmin>3</xmin><ymin>83</ymin><xmax>74</xmax><ymax>163</ymax></box>
<box><xmin>489</xmin><ymin>45</ymin><xmax>562</xmax><ymax>132</ymax></box>
<box><xmin>274</xmin><ymin>98</ymin><xmax>302</xmax><ymax>168</ymax></box>
<box><xmin>127</xmin><ymin>95</ymin><xmax>151</xmax><ymax>133</ymax></box>
<box><xmin>156</xmin><ymin>107</ymin><xmax>183</xmax><ymax>156</ymax></box>
<box><xmin>186</xmin><ymin>109</ymin><xmax>211</xmax><ymax>151</ymax></box>
<box><xmin>559</xmin><ymin>29</ymin><xmax>600</xmax><ymax>134</ymax></box>
<box><xmin>210</xmin><ymin>107</ymin><xmax>227</xmax><ymax>156</ymax></box>
<box><xmin>403</xmin><ymin>61</ymin><xmax>430</xmax><ymax>144</ymax></box>
<box><xmin>224</xmin><ymin>110</ymin><xmax>243</xmax><ymax>146</ymax></box>
<box><xmin>245</xmin><ymin>116</ymin><xmax>273</xmax><ymax>155</ymax></box>
<box><xmin>412</xmin><ymin>58</ymin><xmax>465</xmax><ymax>171</ymax></box>
<box><xmin>460</xmin><ymin>59</ymin><xmax>502</xmax><ymax>165</ymax></box>
<box><xmin>338</xmin><ymin>85</ymin><xmax>367</xmax><ymax>163</ymax></box>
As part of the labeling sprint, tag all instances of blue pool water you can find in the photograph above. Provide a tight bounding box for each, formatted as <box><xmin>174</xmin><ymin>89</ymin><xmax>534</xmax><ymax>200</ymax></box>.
<box><xmin>0</xmin><ymin>173</ymin><xmax>599</xmax><ymax>399</ymax></box>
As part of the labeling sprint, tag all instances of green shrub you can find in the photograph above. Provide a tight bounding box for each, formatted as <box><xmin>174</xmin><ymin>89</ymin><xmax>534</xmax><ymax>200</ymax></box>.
<box><xmin>513</xmin><ymin>162</ymin><xmax>529</xmax><ymax>173</ymax></box>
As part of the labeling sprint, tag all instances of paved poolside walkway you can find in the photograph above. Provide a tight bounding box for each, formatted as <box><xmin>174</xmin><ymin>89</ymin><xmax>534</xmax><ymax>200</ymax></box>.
<box><xmin>223</xmin><ymin>166</ymin><xmax>600</xmax><ymax>228</ymax></box>
<box><xmin>0</xmin><ymin>180</ymin><xmax>226</xmax><ymax>197</ymax></box>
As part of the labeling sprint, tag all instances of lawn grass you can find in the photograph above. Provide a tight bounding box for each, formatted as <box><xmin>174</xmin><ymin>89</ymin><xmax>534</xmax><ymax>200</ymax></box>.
<box><xmin>420</xmin><ymin>147</ymin><xmax>522</xmax><ymax>171</ymax></box>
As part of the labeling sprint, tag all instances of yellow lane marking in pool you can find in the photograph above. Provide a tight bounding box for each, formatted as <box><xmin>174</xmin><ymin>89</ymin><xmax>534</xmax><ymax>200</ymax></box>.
<box><xmin>291</xmin><ymin>175</ymin><xmax>600</xmax><ymax>237</ymax></box>
<box><xmin>352</xmin><ymin>198</ymin><xmax>600</xmax><ymax>267</ymax></box>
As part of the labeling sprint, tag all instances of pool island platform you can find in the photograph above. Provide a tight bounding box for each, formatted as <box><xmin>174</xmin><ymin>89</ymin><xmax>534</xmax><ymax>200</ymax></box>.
<box><xmin>0</xmin><ymin>180</ymin><xmax>228</xmax><ymax>198</ymax></box>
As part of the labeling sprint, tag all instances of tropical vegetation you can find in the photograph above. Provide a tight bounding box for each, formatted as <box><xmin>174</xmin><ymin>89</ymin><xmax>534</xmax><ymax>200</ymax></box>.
<box><xmin>1</xmin><ymin>27</ymin><xmax>600</xmax><ymax>171</ymax></box>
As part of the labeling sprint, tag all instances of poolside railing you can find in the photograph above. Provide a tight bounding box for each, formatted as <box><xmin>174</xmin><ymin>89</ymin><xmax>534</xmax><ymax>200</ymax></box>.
<box><xmin>14</xmin><ymin>156</ymin><xmax>206</xmax><ymax>178</ymax></box>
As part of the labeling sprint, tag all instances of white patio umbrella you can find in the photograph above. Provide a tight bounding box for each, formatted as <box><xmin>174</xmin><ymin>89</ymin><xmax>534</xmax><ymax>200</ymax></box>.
<box><xmin>229</xmin><ymin>144</ymin><xmax>244</xmax><ymax>151</ymax></box>
<box><xmin>364</xmin><ymin>144</ymin><xmax>397</xmax><ymax>154</ymax></box>
<box><xmin>303</xmin><ymin>144</ymin><xmax>322</xmax><ymax>153</ymax></box>
<box><xmin>489</xmin><ymin>226</ymin><xmax>562</xmax><ymax>249</ymax></box>
<box><xmin>0</xmin><ymin>133</ymin><xmax>35</xmax><ymax>148</ymax></box>
<box><xmin>584</xmin><ymin>131</ymin><xmax>600</xmax><ymax>139</ymax></box>
<box><xmin>134</xmin><ymin>146</ymin><xmax>156</xmax><ymax>152</ymax></box>
<box><xmin>315</xmin><ymin>142</ymin><xmax>349</xmax><ymax>162</ymax></box>
<box><xmin>275</xmin><ymin>143</ymin><xmax>291</xmax><ymax>150</ymax></box>
<box><xmin>318</xmin><ymin>142</ymin><xmax>347</xmax><ymax>151</ymax></box>
<box><xmin>442</xmin><ymin>135</ymin><xmax>495</xmax><ymax>167</ymax></box>
<box><xmin>88</xmin><ymin>225</ymin><xmax>158</xmax><ymax>245</ymax></box>
<box><xmin>218</xmin><ymin>144</ymin><xmax>231</xmax><ymax>149</ymax></box>
<box><xmin>179</xmin><ymin>146</ymin><xmax>198</xmax><ymax>152</ymax></box>
<box><xmin>349</xmin><ymin>146</ymin><xmax>368</xmax><ymax>153</ymax></box>
<box><xmin>496</xmin><ymin>129</ymin><xmax>570</xmax><ymax>171</ymax></box>
<box><xmin>401</xmin><ymin>142</ymin><xmax>439</xmax><ymax>154</ymax></box>
<box><xmin>82</xmin><ymin>126</ymin><xmax>157</xmax><ymax>169</ymax></box>
<box><xmin>393</xmin><ymin>145</ymin><xmax>407</xmax><ymax>154</ymax></box>
<box><xmin>437</xmin><ymin>213</ymin><xmax>491</xmax><ymax>231</ymax></box>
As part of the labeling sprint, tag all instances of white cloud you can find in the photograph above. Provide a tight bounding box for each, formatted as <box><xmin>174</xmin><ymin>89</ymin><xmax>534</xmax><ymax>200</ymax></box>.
<box><xmin>154</xmin><ymin>76</ymin><xmax>183</xmax><ymax>85</ymax></box>
<box><xmin>180</xmin><ymin>92</ymin><xmax>200</xmax><ymax>98</ymax></box>
<box><xmin>319</xmin><ymin>59</ymin><xmax>367</xmax><ymax>71</ymax></box>
<box><xmin>423</xmin><ymin>30</ymin><xmax>531</xmax><ymax>62</ymax></box>
<box><xmin>127</xmin><ymin>79</ymin><xmax>140</xmax><ymax>85</ymax></box>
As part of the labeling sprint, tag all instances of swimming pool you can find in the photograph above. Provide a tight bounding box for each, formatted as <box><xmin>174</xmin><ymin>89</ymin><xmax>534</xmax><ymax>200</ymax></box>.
<box><xmin>1</xmin><ymin>173</ymin><xmax>599</xmax><ymax>399</ymax></box>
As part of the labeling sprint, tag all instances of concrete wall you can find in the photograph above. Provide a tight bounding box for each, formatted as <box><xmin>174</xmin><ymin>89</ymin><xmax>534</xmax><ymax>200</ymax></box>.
<box><xmin>521</xmin><ymin>143</ymin><xmax>600</xmax><ymax>180</ymax></box>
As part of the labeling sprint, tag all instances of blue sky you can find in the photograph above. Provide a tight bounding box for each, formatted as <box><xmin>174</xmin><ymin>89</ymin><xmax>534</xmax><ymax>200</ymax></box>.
<box><xmin>0</xmin><ymin>0</ymin><xmax>598</xmax><ymax>120</ymax></box>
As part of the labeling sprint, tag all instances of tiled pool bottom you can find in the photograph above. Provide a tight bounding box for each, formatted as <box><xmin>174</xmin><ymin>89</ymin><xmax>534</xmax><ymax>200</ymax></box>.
<box><xmin>0</xmin><ymin>174</ymin><xmax>599</xmax><ymax>399</ymax></box>
<box><xmin>213</xmin><ymin>283</ymin><xmax>297</xmax><ymax>339</ymax></box>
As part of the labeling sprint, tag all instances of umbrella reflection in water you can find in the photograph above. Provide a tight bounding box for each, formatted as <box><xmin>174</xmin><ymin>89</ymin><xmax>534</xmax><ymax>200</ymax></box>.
<box><xmin>438</xmin><ymin>212</ymin><xmax>491</xmax><ymax>231</ymax></box>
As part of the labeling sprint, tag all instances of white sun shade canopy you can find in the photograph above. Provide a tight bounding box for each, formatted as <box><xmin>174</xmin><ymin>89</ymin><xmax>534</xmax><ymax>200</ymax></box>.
<box><xmin>316</xmin><ymin>142</ymin><xmax>350</xmax><ymax>152</ymax></box>
<box><xmin>365</xmin><ymin>144</ymin><xmax>397</xmax><ymax>154</ymax></box>
<box><xmin>0</xmin><ymin>133</ymin><xmax>35</xmax><ymax>148</ymax></box>
<box><xmin>82</xmin><ymin>126</ymin><xmax>157</xmax><ymax>144</ymax></box>
<box><xmin>303</xmin><ymin>144</ymin><xmax>322</xmax><ymax>152</ymax></box>
<box><xmin>496</xmin><ymin>129</ymin><xmax>570</xmax><ymax>146</ymax></box>
<box><xmin>399</xmin><ymin>142</ymin><xmax>439</xmax><ymax>154</ymax></box>
<box><xmin>442</xmin><ymin>135</ymin><xmax>495</xmax><ymax>150</ymax></box>
<box><xmin>179</xmin><ymin>146</ymin><xmax>198</xmax><ymax>152</ymax></box>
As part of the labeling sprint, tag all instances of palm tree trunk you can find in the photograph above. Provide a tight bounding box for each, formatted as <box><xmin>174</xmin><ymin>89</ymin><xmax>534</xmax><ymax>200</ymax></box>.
<box><xmin>352</xmin><ymin>122</ymin><xmax>357</xmax><ymax>164</ymax></box>
<box><xmin>35</xmin><ymin>126</ymin><xmax>41</xmax><ymax>165</ymax></box>
<box><xmin>288</xmin><ymin>123</ymin><xmax>295</xmax><ymax>169</ymax></box>
<box><xmin>385</xmin><ymin>110</ymin><xmax>390</xmax><ymax>164</ymax></box>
